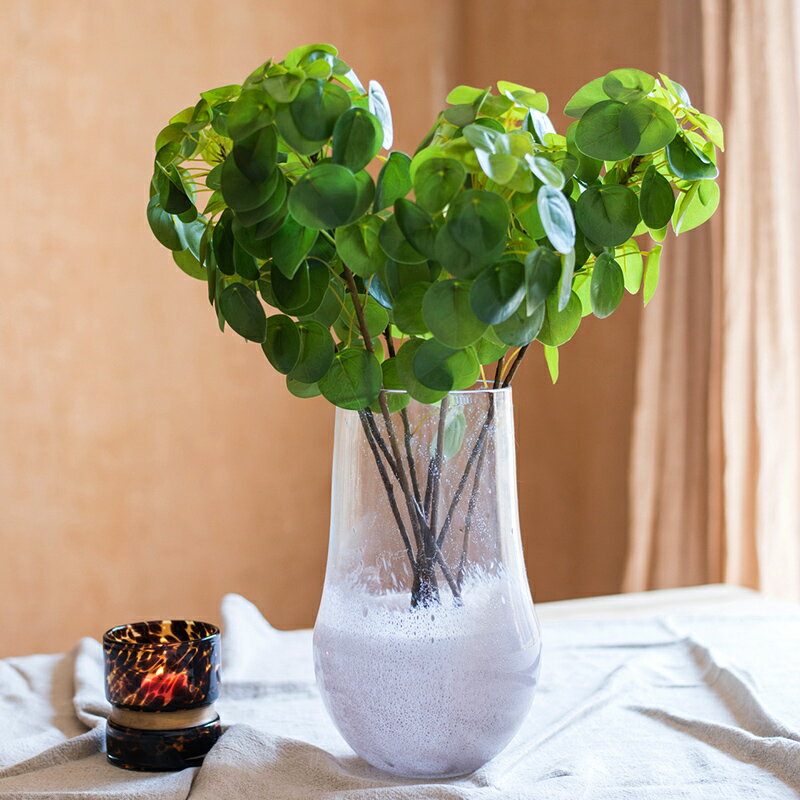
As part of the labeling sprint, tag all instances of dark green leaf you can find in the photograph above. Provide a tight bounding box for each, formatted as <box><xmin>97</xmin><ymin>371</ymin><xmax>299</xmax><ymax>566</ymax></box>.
<box><xmin>232</xmin><ymin>125</ymin><xmax>277</xmax><ymax>183</ymax></box>
<box><xmin>395</xmin><ymin>338</ymin><xmax>447</xmax><ymax>403</ymax></box>
<box><xmin>602</xmin><ymin>68</ymin><xmax>655</xmax><ymax>102</ymax></box>
<box><xmin>574</xmin><ymin>100</ymin><xmax>631</xmax><ymax>161</ymax></box>
<box><xmin>413</xmin><ymin>157</ymin><xmax>466</xmax><ymax>214</ymax></box>
<box><xmin>288</xmin><ymin>163</ymin><xmax>358</xmax><ymax>230</ymax></box>
<box><xmin>378</xmin><ymin>213</ymin><xmax>426</xmax><ymax>264</ymax></box>
<box><xmin>575</xmin><ymin>184</ymin><xmax>640</xmax><ymax>247</ymax></box>
<box><xmin>590</xmin><ymin>252</ymin><xmax>625</xmax><ymax>318</ymax></box>
<box><xmin>639</xmin><ymin>166</ymin><xmax>675</xmax><ymax>228</ymax></box>
<box><xmin>233</xmin><ymin>241</ymin><xmax>260</xmax><ymax>280</ymax></box>
<box><xmin>227</xmin><ymin>90</ymin><xmax>275</xmax><ymax>140</ymax></box>
<box><xmin>221</xmin><ymin>154</ymin><xmax>279</xmax><ymax>212</ymax></box>
<box><xmin>262</xmin><ymin>314</ymin><xmax>301</xmax><ymax>373</ymax></box>
<box><xmin>332</xmin><ymin>107</ymin><xmax>382</xmax><ymax>172</ymax></box>
<box><xmin>470</xmin><ymin>261</ymin><xmax>525</xmax><ymax>324</ymax></box>
<box><xmin>666</xmin><ymin>134</ymin><xmax>719</xmax><ymax>180</ymax></box>
<box><xmin>447</xmin><ymin>189</ymin><xmax>509</xmax><ymax>257</ymax></box>
<box><xmin>493</xmin><ymin>303</ymin><xmax>546</xmax><ymax>347</ymax></box>
<box><xmin>218</xmin><ymin>283</ymin><xmax>266</xmax><ymax>342</ymax></box>
<box><xmin>335</xmin><ymin>215</ymin><xmax>385</xmax><ymax>277</ymax></box>
<box><xmin>619</xmin><ymin>99</ymin><xmax>678</xmax><ymax>155</ymax></box>
<box><xmin>291</xmin><ymin>79</ymin><xmax>350</xmax><ymax>141</ymax></box>
<box><xmin>392</xmin><ymin>282</ymin><xmax>431</xmax><ymax>334</ymax></box>
<box><xmin>434</xmin><ymin>222</ymin><xmax>492</xmax><ymax>279</ymax></box>
<box><xmin>537</xmin><ymin>292</ymin><xmax>582</xmax><ymax>347</ymax></box>
<box><xmin>412</xmin><ymin>340</ymin><xmax>480</xmax><ymax>392</ymax></box>
<box><xmin>291</xmin><ymin>261</ymin><xmax>329</xmax><ymax>316</ymax></box>
<box><xmin>422</xmin><ymin>279</ymin><xmax>488</xmax><ymax>348</ymax></box>
<box><xmin>524</xmin><ymin>247</ymin><xmax>561</xmax><ymax>314</ymax></box>
<box><xmin>271</xmin><ymin>262</ymin><xmax>311</xmax><ymax>312</ymax></box>
<box><xmin>286</xmin><ymin>376</ymin><xmax>321</xmax><ymax>399</ymax></box>
<box><xmin>319</xmin><ymin>348</ymin><xmax>382</xmax><ymax>410</ymax></box>
<box><xmin>275</xmin><ymin>104</ymin><xmax>327</xmax><ymax>155</ymax></box>
<box><xmin>288</xmin><ymin>321</ymin><xmax>335</xmax><ymax>383</ymax></box>
<box><xmin>394</xmin><ymin>199</ymin><xmax>438</xmax><ymax>260</ymax></box>
<box><xmin>343</xmin><ymin>169</ymin><xmax>376</xmax><ymax>225</ymax></box>
<box><xmin>374</xmin><ymin>152</ymin><xmax>412</xmax><ymax>211</ymax></box>
<box><xmin>146</xmin><ymin>196</ymin><xmax>182</xmax><ymax>251</ymax></box>
<box><xmin>270</xmin><ymin>215</ymin><xmax>319</xmax><ymax>279</ymax></box>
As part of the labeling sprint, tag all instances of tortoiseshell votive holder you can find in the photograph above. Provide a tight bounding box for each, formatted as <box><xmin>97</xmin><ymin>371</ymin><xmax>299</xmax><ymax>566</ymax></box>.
<box><xmin>103</xmin><ymin>620</ymin><xmax>221</xmax><ymax>771</ymax></box>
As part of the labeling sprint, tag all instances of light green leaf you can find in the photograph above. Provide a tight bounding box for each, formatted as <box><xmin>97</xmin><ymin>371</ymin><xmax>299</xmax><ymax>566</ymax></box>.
<box><xmin>590</xmin><ymin>252</ymin><xmax>625</xmax><ymax>318</ymax></box>
<box><xmin>423</xmin><ymin>279</ymin><xmax>488</xmax><ymax>348</ymax></box>
<box><xmin>643</xmin><ymin>245</ymin><xmax>662</xmax><ymax>306</ymax></box>
<box><xmin>544</xmin><ymin>345</ymin><xmax>559</xmax><ymax>383</ymax></box>
<box><xmin>319</xmin><ymin>348</ymin><xmax>382</xmax><ymax>410</ymax></box>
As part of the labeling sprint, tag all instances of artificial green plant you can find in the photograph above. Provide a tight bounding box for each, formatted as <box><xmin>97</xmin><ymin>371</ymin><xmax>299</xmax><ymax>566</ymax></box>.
<box><xmin>147</xmin><ymin>45</ymin><xmax>722</xmax><ymax>605</ymax></box>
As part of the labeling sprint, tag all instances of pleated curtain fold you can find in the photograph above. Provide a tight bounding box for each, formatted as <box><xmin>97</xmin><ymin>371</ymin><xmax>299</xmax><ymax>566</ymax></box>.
<box><xmin>625</xmin><ymin>0</ymin><xmax>800</xmax><ymax>601</ymax></box>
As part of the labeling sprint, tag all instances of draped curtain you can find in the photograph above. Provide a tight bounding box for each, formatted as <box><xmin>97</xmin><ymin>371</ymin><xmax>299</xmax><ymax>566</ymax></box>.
<box><xmin>625</xmin><ymin>0</ymin><xmax>800</xmax><ymax>601</ymax></box>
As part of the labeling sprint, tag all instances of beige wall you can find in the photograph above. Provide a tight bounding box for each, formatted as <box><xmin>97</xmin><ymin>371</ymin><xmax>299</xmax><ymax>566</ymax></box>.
<box><xmin>0</xmin><ymin>0</ymin><xmax>663</xmax><ymax>657</ymax></box>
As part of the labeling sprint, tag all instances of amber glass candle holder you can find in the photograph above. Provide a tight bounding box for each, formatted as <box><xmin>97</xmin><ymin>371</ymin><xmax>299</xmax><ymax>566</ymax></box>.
<box><xmin>103</xmin><ymin>620</ymin><xmax>221</xmax><ymax>771</ymax></box>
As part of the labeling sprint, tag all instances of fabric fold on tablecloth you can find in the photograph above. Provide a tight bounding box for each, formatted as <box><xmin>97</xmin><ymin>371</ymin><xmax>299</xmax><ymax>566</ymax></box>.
<box><xmin>0</xmin><ymin>594</ymin><xmax>798</xmax><ymax>799</ymax></box>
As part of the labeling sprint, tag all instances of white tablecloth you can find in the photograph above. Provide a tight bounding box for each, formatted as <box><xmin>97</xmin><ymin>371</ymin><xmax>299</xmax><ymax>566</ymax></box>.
<box><xmin>0</xmin><ymin>586</ymin><xmax>798</xmax><ymax>799</ymax></box>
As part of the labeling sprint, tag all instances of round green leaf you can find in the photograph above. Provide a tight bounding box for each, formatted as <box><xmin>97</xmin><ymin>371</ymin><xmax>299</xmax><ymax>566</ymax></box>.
<box><xmin>378</xmin><ymin>213</ymin><xmax>426</xmax><ymax>264</ymax></box>
<box><xmin>221</xmin><ymin>154</ymin><xmax>279</xmax><ymax>212</ymax></box>
<box><xmin>269</xmin><ymin>215</ymin><xmax>319</xmax><ymax>279</ymax></box>
<box><xmin>434</xmin><ymin>223</ymin><xmax>490</xmax><ymax>279</ymax></box>
<box><xmin>639</xmin><ymin>166</ymin><xmax>675</xmax><ymax>228</ymax></box>
<box><xmin>619</xmin><ymin>99</ymin><xmax>678</xmax><ymax>155</ymax></box>
<box><xmin>602</xmin><ymin>69</ymin><xmax>655</xmax><ymax>102</ymax></box>
<box><xmin>395</xmin><ymin>339</ymin><xmax>446</xmax><ymax>404</ymax></box>
<box><xmin>412</xmin><ymin>340</ymin><xmax>480</xmax><ymax>392</ymax></box>
<box><xmin>493</xmin><ymin>303</ymin><xmax>546</xmax><ymax>347</ymax></box>
<box><xmin>574</xmin><ymin>100</ymin><xmax>631</xmax><ymax>161</ymax></box>
<box><xmin>226</xmin><ymin>90</ymin><xmax>275</xmax><ymax>141</ymax></box>
<box><xmin>286</xmin><ymin>376</ymin><xmax>321</xmax><ymax>399</ymax></box>
<box><xmin>666</xmin><ymin>134</ymin><xmax>719</xmax><ymax>181</ymax></box>
<box><xmin>422</xmin><ymin>280</ymin><xmax>488</xmax><ymax>348</ymax></box>
<box><xmin>291</xmin><ymin>79</ymin><xmax>350</xmax><ymax>141</ymax></box>
<box><xmin>335</xmin><ymin>292</ymin><xmax>389</xmax><ymax>340</ymax></box>
<box><xmin>590</xmin><ymin>253</ymin><xmax>625</xmax><ymax>318</ymax></box>
<box><xmin>289</xmin><ymin>261</ymin><xmax>328</xmax><ymax>317</ymax></box>
<box><xmin>672</xmin><ymin>180</ymin><xmax>720</xmax><ymax>235</ymax></box>
<box><xmin>288</xmin><ymin>164</ymin><xmax>358</xmax><ymax>230</ymax></box>
<box><xmin>334</xmin><ymin>215</ymin><xmax>385</xmax><ymax>277</ymax></box>
<box><xmin>233</xmin><ymin>173</ymin><xmax>287</xmax><ymax>227</ymax></box>
<box><xmin>271</xmin><ymin>262</ymin><xmax>311</xmax><ymax>312</ymax></box>
<box><xmin>537</xmin><ymin>185</ymin><xmax>576</xmax><ymax>253</ymax></box>
<box><xmin>344</xmin><ymin>169</ymin><xmax>376</xmax><ymax>226</ymax></box>
<box><xmin>392</xmin><ymin>282</ymin><xmax>431</xmax><ymax>334</ymax></box>
<box><xmin>470</xmin><ymin>261</ymin><xmax>525</xmax><ymax>324</ymax></box>
<box><xmin>147</xmin><ymin>196</ymin><xmax>182</xmax><ymax>251</ymax></box>
<box><xmin>537</xmin><ymin>291</ymin><xmax>582</xmax><ymax>347</ymax></box>
<box><xmin>447</xmin><ymin>189</ymin><xmax>509</xmax><ymax>257</ymax></box>
<box><xmin>524</xmin><ymin>247</ymin><xmax>561</xmax><ymax>313</ymax></box>
<box><xmin>275</xmin><ymin>105</ymin><xmax>327</xmax><ymax>156</ymax></box>
<box><xmin>262</xmin><ymin>314</ymin><xmax>301</xmax><ymax>374</ymax></box>
<box><xmin>218</xmin><ymin>283</ymin><xmax>266</xmax><ymax>342</ymax></box>
<box><xmin>288</xmin><ymin>321</ymin><xmax>335</xmax><ymax>383</ymax></box>
<box><xmin>374</xmin><ymin>152</ymin><xmax>412</xmax><ymax>212</ymax></box>
<box><xmin>394</xmin><ymin>198</ymin><xmax>437</xmax><ymax>260</ymax></box>
<box><xmin>232</xmin><ymin>125</ymin><xmax>278</xmax><ymax>183</ymax></box>
<box><xmin>319</xmin><ymin>348</ymin><xmax>382</xmax><ymax>410</ymax></box>
<box><xmin>474</xmin><ymin>333</ymin><xmax>507</xmax><ymax>365</ymax></box>
<box><xmin>413</xmin><ymin>157</ymin><xmax>466</xmax><ymax>213</ymax></box>
<box><xmin>564</xmin><ymin>77</ymin><xmax>609</xmax><ymax>118</ymax></box>
<box><xmin>172</xmin><ymin>249</ymin><xmax>206</xmax><ymax>280</ymax></box>
<box><xmin>332</xmin><ymin>107</ymin><xmax>382</xmax><ymax>172</ymax></box>
<box><xmin>575</xmin><ymin>184</ymin><xmax>640</xmax><ymax>247</ymax></box>
<box><xmin>476</xmin><ymin>151</ymin><xmax>519</xmax><ymax>185</ymax></box>
<box><xmin>513</xmin><ymin>193</ymin><xmax>545</xmax><ymax>240</ymax></box>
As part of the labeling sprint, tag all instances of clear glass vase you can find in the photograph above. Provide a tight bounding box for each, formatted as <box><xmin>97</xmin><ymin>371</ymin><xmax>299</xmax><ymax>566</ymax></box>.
<box><xmin>313</xmin><ymin>388</ymin><xmax>541</xmax><ymax>779</ymax></box>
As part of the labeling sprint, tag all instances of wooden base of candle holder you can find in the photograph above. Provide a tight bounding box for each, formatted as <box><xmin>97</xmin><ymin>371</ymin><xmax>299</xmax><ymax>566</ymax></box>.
<box><xmin>106</xmin><ymin>708</ymin><xmax>221</xmax><ymax>772</ymax></box>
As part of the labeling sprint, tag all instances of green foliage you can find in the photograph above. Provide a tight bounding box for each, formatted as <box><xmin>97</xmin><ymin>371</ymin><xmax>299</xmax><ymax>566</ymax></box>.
<box><xmin>148</xmin><ymin>49</ymin><xmax>723</xmax><ymax>408</ymax></box>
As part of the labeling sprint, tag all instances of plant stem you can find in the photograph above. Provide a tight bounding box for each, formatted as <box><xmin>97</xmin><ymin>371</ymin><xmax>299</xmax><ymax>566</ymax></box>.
<box><xmin>358</xmin><ymin>411</ymin><xmax>417</xmax><ymax>577</ymax></box>
<box><xmin>343</xmin><ymin>266</ymin><xmax>438</xmax><ymax>606</ymax></box>
<box><xmin>502</xmin><ymin>345</ymin><xmax>528</xmax><ymax>388</ymax></box>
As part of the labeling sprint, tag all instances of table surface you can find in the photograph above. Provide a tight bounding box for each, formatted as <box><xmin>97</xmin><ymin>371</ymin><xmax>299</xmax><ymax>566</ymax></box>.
<box><xmin>0</xmin><ymin>584</ymin><xmax>798</xmax><ymax>799</ymax></box>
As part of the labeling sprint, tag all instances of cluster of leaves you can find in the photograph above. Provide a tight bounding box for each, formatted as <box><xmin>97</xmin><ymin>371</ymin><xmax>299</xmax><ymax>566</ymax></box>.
<box><xmin>148</xmin><ymin>48</ymin><xmax>723</xmax><ymax>411</ymax></box>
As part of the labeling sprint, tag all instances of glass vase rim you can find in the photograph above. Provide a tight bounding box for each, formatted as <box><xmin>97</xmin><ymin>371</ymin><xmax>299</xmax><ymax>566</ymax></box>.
<box><xmin>103</xmin><ymin>620</ymin><xmax>220</xmax><ymax>649</ymax></box>
<box><xmin>378</xmin><ymin>387</ymin><xmax>512</xmax><ymax>396</ymax></box>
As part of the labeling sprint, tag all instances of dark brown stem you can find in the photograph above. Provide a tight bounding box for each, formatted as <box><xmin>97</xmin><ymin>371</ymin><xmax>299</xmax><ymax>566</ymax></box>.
<box><xmin>493</xmin><ymin>356</ymin><xmax>505</xmax><ymax>390</ymax></box>
<box><xmin>436</xmin><ymin>395</ymin><xmax>495</xmax><ymax>550</ymax></box>
<box><xmin>620</xmin><ymin>154</ymin><xmax>643</xmax><ymax>186</ymax></box>
<box><xmin>502</xmin><ymin>345</ymin><xmax>528</xmax><ymax>388</ymax></box>
<box><xmin>343</xmin><ymin>266</ymin><xmax>437</xmax><ymax>605</ymax></box>
<box><xmin>363</xmin><ymin>408</ymin><xmax>398</xmax><ymax>477</ymax></box>
<box><xmin>457</xmin><ymin>431</ymin><xmax>489</xmax><ymax>589</ymax></box>
<box><xmin>384</xmin><ymin>328</ymin><xmax>423</xmax><ymax>507</ymax></box>
<box><xmin>358</xmin><ymin>411</ymin><xmax>417</xmax><ymax>576</ymax></box>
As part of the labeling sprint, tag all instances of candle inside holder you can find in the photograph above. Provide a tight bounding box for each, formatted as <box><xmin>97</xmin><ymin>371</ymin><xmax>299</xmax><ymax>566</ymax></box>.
<box><xmin>103</xmin><ymin>619</ymin><xmax>221</xmax><ymax>771</ymax></box>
